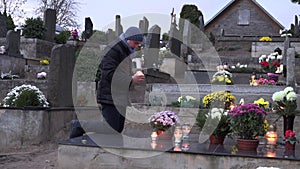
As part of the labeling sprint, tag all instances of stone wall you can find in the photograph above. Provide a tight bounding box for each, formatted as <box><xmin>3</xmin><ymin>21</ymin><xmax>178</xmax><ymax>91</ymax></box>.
<box><xmin>251</xmin><ymin>42</ymin><xmax>300</xmax><ymax>58</ymax></box>
<box><xmin>0</xmin><ymin>108</ymin><xmax>75</xmax><ymax>149</ymax></box>
<box><xmin>0</xmin><ymin>55</ymin><xmax>26</xmax><ymax>77</ymax></box>
<box><xmin>20</xmin><ymin>38</ymin><xmax>56</xmax><ymax>58</ymax></box>
<box><xmin>0</xmin><ymin>38</ymin><xmax>56</xmax><ymax>58</ymax></box>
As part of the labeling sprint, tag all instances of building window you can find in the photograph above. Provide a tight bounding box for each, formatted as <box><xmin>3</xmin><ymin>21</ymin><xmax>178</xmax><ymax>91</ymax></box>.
<box><xmin>238</xmin><ymin>9</ymin><xmax>250</xmax><ymax>25</ymax></box>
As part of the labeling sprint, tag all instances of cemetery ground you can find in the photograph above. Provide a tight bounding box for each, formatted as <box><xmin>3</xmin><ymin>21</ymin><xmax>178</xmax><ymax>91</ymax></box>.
<box><xmin>0</xmin><ymin>125</ymin><xmax>69</xmax><ymax>169</ymax></box>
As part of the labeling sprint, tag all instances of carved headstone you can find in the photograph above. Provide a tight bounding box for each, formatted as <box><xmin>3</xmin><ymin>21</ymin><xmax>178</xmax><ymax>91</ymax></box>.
<box><xmin>286</xmin><ymin>48</ymin><xmax>296</xmax><ymax>87</ymax></box>
<box><xmin>48</xmin><ymin>44</ymin><xmax>75</xmax><ymax>107</ymax></box>
<box><xmin>115</xmin><ymin>15</ymin><xmax>123</xmax><ymax>37</ymax></box>
<box><xmin>168</xmin><ymin>23</ymin><xmax>181</xmax><ymax>58</ymax></box>
<box><xmin>85</xmin><ymin>17</ymin><xmax>93</xmax><ymax>39</ymax></box>
<box><xmin>0</xmin><ymin>14</ymin><xmax>7</xmax><ymax>37</ymax></box>
<box><xmin>139</xmin><ymin>16</ymin><xmax>149</xmax><ymax>35</ymax></box>
<box><xmin>144</xmin><ymin>25</ymin><xmax>161</xmax><ymax>68</ymax></box>
<box><xmin>294</xmin><ymin>15</ymin><xmax>300</xmax><ymax>37</ymax></box>
<box><xmin>43</xmin><ymin>9</ymin><xmax>56</xmax><ymax>42</ymax></box>
<box><xmin>181</xmin><ymin>19</ymin><xmax>191</xmax><ymax>62</ymax></box>
<box><xmin>6</xmin><ymin>30</ymin><xmax>21</xmax><ymax>57</ymax></box>
<box><xmin>105</xmin><ymin>28</ymin><xmax>115</xmax><ymax>43</ymax></box>
<box><xmin>283</xmin><ymin>36</ymin><xmax>290</xmax><ymax>66</ymax></box>
<box><xmin>199</xmin><ymin>15</ymin><xmax>204</xmax><ymax>32</ymax></box>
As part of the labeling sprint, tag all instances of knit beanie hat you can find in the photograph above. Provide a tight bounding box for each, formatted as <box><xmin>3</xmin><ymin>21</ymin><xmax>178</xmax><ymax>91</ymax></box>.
<box><xmin>124</xmin><ymin>27</ymin><xmax>143</xmax><ymax>42</ymax></box>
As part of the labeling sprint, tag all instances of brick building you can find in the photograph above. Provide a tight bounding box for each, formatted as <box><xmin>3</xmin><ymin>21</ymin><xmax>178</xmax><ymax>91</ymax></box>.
<box><xmin>205</xmin><ymin>0</ymin><xmax>284</xmax><ymax>37</ymax></box>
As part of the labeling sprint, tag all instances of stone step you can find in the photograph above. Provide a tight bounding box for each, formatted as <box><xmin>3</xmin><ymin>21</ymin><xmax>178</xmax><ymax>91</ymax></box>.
<box><xmin>149</xmin><ymin>84</ymin><xmax>286</xmax><ymax>93</ymax></box>
<box><xmin>145</xmin><ymin>84</ymin><xmax>300</xmax><ymax>106</ymax></box>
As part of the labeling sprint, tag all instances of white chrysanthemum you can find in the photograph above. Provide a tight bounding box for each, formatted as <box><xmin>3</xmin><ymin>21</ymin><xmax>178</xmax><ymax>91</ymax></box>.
<box><xmin>272</xmin><ymin>91</ymin><xmax>285</xmax><ymax>102</ymax></box>
<box><xmin>177</xmin><ymin>96</ymin><xmax>182</xmax><ymax>102</ymax></box>
<box><xmin>277</xmin><ymin>55</ymin><xmax>283</xmax><ymax>60</ymax></box>
<box><xmin>283</xmin><ymin>87</ymin><xmax>294</xmax><ymax>95</ymax></box>
<box><xmin>3</xmin><ymin>84</ymin><xmax>49</xmax><ymax>107</ymax></box>
<box><xmin>269</xmin><ymin>55</ymin><xmax>276</xmax><ymax>60</ymax></box>
<box><xmin>210</xmin><ymin>108</ymin><xmax>224</xmax><ymax>119</ymax></box>
<box><xmin>286</xmin><ymin>92</ymin><xmax>297</xmax><ymax>101</ymax></box>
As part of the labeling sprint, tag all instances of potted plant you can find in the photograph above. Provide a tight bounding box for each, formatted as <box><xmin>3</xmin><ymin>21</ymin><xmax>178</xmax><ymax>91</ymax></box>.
<box><xmin>148</xmin><ymin>110</ymin><xmax>180</xmax><ymax>139</ymax></box>
<box><xmin>272</xmin><ymin>86</ymin><xmax>298</xmax><ymax>135</ymax></box>
<box><xmin>285</xmin><ymin>130</ymin><xmax>299</xmax><ymax>150</ymax></box>
<box><xmin>202</xmin><ymin>91</ymin><xmax>235</xmax><ymax>109</ymax></box>
<box><xmin>196</xmin><ymin>108</ymin><xmax>230</xmax><ymax>144</ymax></box>
<box><xmin>228</xmin><ymin>103</ymin><xmax>268</xmax><ymax>150</ymax></box>
<box><xmin>258</xmin><ymin>51</ymin><xmax>282</xmax><ymax>81</ymax></box>
<box><xmin>211</xmin><ymin>70</ymin><xmax>233</xmax><ymax>85</ymax></box>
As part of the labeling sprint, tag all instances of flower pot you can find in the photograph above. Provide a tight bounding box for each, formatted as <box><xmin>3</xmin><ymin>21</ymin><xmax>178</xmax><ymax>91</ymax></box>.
<box><xmin>283</xmin><ymin>115</ymin><xmax>295</xmax><ymax>136</ymax></box>
<box><xmin>236</xmin><ymin>139</ymin><xmax>259</xmax><ymax>151</ymax></box>
<box><xmin>267</xmin><ymin>73</ymin><xmax>279</xmax><ymax>82</ymax></box>
<box><xmin>157</xmin><ymin>130</ymin><xmax>172</xmax><ymax>140</ymax></box>
<box><xmin>209</xmin><ymin>135</ymin><xmax>225</xmax><ymax>145</ymax></box>
<box><xmin>285</xmin><ymin>142</ymin><xmax>296</xmax><ymax>150</ymax></box>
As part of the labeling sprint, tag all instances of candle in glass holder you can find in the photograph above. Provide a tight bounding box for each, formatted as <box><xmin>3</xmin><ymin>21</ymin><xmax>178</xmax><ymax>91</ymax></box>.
<box><xmin>265</xmin><ymin>124</ymin><xmax>278</xmax><ymax>146</ymax></box>
<box><xmin>174</xmin><ymin>126</ymin><xmax>183</xmax><ymax>144</ymax></box>
<box><xmin>266</xmin><ymin>131</ymin><xmax>278</xmax><ymax>145</ymax></box>
<box><xmin>266</xmin><ymin>150</ymin><xmax>276</xmax><ymax>157</ymax></box>
<box><xmin>151</xmin><ymin>131</ymin><xmax>158</xmax><ymax>141</ymax></box>
<box><xmin>182</xmin><ymin>123</ymin><xmax>191</xmax><ymax>140</ymax></box>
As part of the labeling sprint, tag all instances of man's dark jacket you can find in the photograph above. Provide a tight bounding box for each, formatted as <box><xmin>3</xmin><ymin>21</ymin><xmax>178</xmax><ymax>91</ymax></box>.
<box><xmin>96</xmin><ymin>39</ymin><xmax>133</xmax><ymax>106</ymax></box>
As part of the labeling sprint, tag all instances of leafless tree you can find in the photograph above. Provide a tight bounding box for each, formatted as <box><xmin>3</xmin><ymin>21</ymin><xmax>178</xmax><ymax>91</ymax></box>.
<box><xmin>35</xmin><ymin>0</ymin><xmax>81</xmax><ymax>28</ymax></box>
<box><xmin>0</xmin><ymin>0</ymin><xmax>27</xmax><ymax>18</ymax></box>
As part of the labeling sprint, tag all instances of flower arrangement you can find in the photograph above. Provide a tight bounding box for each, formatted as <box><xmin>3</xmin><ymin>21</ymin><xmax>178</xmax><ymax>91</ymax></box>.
<box><xmin>37</xmin><ymin>72</ymin><xmax>47</xmax><ymax>79</ymax></box>
<box><xmin>211</xmin><ymin>70</ymin><xmax>233</xmax><ymax>85</ymax></box>
<box><xmin>285</xmin><ymin>130</ymin><xmax>299</xmax><ymax>145</ymax></box>
<box><xmin>258</xmin><ymin>52</ymin><xmax>282</xmax><ymax>73</ymax></box>
<box><xmin>254</xmin><ymin>98</ymin><xmax>269</xmax><ymax>110</ymax></box>
<box><xmin>259</xmin><ymin>36</ymin><xmax>272</xmax><ymax>42</ymax></box>
<box><xmin>255</xmin><ymin>78</ymin><xmax>276</xmax><ymax>86</ymax></box>
<box><xmin>1</xmin><ymin>71</ymin><xmax>19</xmax><ymax>79</ymax></box>
<box><xmin>272</xmin><ymin>87</ymin><xmax>297</xmax><ymax>116</ymax></box>
<box><xmin>40</xmin><ymin>59</ymin><xmax>50</xmax><ymax>65</ymax></box>
<box><xmin>159</xmin><ymin>47</ymin><xmax>171</xmax><ymax>58</ymax></box>
<box><xmin>148</xmin><ymin>110</ymin><xmax>180</xmax><ymax>131</ymax></box>
<box><xmin>172</xmin><ymin>95</ymin><xmax>197</xmax><ymax>108</ymax></box>
<box><xmin>202</xmin><ymin>91</ymin><xmax>235</xmax><ymax>109</ymax></box>
<box><xmin>196</xmin><ymin>108</ymin><xmax>231</xmax><ymax>137</ymax></box>
<box><xmin>3</xmin><ymin>84</ymin><xmax>49</xmax><ymax>107</ymax></box>
<box><xmin>228</xmin><ymin>103</ymin><xmax>268</xmax><ymax>140</ymax></box>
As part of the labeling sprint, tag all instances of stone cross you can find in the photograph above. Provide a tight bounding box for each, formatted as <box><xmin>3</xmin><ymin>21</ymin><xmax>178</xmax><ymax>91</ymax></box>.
<box><xmin>47</xmin><ymin>44</ymin><xmax>75</xmax><ymax>107</ymax></box>
<box><xmin>84</xmin><ymin>17</ymin><xmax>93</xmax><ymax>39</ymax></box>
<box><xmin>286</xmin><ymin>48</ymin><xmax>296</xmax><ymax>87</ymax></box>
<box><xmin>6</xmin><ymin>30</ymin><xmax>21</xmax><ymax>57</ymax></box>
<box><xmin>144</xmin><ymin>25</ymin><xmax>161</xmax><ymax>68</ymax></box>
<box><xmin>43</xmin><ymin>9</ymin><xmax>56</xmax><ymax>42</ymax></box>
<box><xmin>115</xmin><ymin>15</ymin><xmax>123</xmax><ymax>37</ymax></box>
<box><xmin>0</xmin><ymin>14</ymin><xmax>7</xmax><ymax>37</ymax></box>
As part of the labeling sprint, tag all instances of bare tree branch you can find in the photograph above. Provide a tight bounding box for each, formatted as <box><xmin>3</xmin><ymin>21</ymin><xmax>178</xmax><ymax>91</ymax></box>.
<box><xmin>35</xmin><ymin>0</ymin><xmax>81</xmax><ymax>28</ymax></box>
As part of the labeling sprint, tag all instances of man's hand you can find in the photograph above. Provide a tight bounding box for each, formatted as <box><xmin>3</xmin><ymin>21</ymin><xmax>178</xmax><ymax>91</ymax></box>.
<box><xmin>132</xmin><ymin>71</ymin><xmax>145</xmax><ymax>84</ymax></box>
